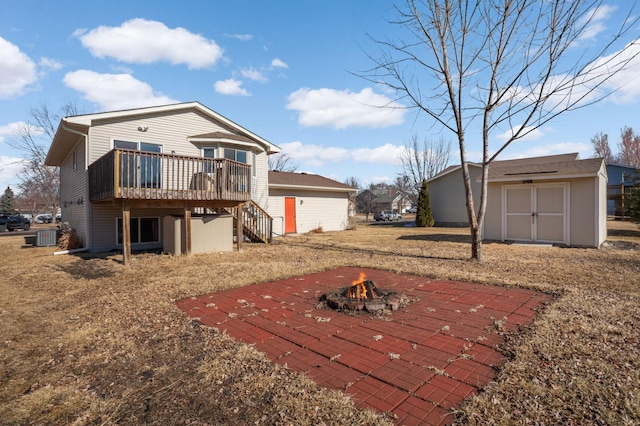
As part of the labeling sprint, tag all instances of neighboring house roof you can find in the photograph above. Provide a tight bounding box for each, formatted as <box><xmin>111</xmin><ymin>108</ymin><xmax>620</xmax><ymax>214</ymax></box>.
<box><xmin>268</xmin><ymin>171</ymin><xmax>355</xmax><ymax>193</ymax></box>
<box><xmin>45</xmin><ymin>101</ymin><xmax>280</xmax><ymax>166</ymax></box>
<box><xmin>605</xmin><ymin>163</ymin><xmax>639</xmax><ymax>185</ymax></box>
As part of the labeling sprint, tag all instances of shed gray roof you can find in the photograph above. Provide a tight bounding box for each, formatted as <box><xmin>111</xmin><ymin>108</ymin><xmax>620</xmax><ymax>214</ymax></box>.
<box><xmin>429</xmin><ymin>153</ymin><xmax>604</xmax><ymax>183</ymax></box>
<box><xmin>268</xmin><ymin>171</ymin><xmax>355</xmax><ymax>192</ymax></box>
<box><xmin>487</xmin><ymin>156</ymin><xmax>605</xmax><ymax>181</ymax></box>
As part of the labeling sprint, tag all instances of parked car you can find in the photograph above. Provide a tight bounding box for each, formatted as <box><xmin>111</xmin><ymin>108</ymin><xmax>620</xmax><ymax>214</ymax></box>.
<box><xmin>374</xmin><ymin>210</ymin><xmax>403</xmax><ymax>221</ymax></box>
<box><xmin>0</xmin><ymin>214</ymin><xmax>31</xmax><ymax>231</ymax></box>
<box><xmin>35</xmin><ymin>214</ymin><xmax>61</xmax><ymax>224</ymax></box>
<box><xmin>35</xmin><ymin>214</ymin><xmax>51</xmax><ymax>223</ymax></box>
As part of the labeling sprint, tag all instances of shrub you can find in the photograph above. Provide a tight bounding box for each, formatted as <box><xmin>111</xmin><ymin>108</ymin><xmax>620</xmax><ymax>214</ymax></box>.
<box><xmin>415</xmin><ymin>179</ymin><xmax>434</xmax><ymax>227</ymax></box>
<box><xmin>625</xmin><ymin>171</ymin><xmax>640</xmax><ymax>224</ymax></box>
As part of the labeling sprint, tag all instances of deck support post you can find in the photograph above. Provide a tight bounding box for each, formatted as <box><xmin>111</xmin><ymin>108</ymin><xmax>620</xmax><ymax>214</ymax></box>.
<box><xmin>122</xmin><ymin>200</ymin><xmax>131</xmax><ymax>266</ymax></box>
<box><xmin>184</xmin><ymin>204</ymin><xmax>192</xmax><ymax>256</ymax></box>
<box><xmin>236</xmin><ymin>202</ymin><xmax>244</xmax><ymax>252</ymax></box>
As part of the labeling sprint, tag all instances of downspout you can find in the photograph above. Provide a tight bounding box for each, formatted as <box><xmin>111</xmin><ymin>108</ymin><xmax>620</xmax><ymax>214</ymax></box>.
<box><xmin>59</xmin><ymin>122</ymin><xmax>91</xmax><ymax>252</ymax></box>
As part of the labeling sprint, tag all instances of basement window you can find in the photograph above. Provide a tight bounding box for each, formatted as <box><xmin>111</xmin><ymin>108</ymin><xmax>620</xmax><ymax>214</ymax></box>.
<box><xmin>116</xmin><ymin>217</ymin><xmax>159</xmax><ymax>245</ymax></box>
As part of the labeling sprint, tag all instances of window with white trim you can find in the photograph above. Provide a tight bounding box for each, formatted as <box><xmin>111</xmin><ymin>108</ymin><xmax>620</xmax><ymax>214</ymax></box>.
<box><xmin>224</xmin><ymin>148</ymin><xmax>247</xmax><ymax>163</ymax></box>
<box><xmin>114</xmin><ymin>140</ymin><xmax>162</xmax><ymax>188</ymax></box>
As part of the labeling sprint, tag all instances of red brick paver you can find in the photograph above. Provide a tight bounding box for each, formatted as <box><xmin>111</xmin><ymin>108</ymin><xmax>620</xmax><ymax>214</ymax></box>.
<box><xmin>177</xmin><ymin>267</ymin><xmax>551</xmax><ymax>425</ymax></box>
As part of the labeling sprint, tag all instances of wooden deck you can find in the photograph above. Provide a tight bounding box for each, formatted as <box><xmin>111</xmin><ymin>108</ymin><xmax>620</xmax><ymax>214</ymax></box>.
<box><xmin>88</xmin><ymin>149</ymin><xmax>252</xmax><ymax>204</ymax></box>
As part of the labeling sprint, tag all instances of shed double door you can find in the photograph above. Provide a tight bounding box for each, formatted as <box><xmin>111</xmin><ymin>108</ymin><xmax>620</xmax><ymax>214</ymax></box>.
<box><xmin>503</xmin><ymin>184</ymin><xmax>568</xmax><ymax>244</ymax></box>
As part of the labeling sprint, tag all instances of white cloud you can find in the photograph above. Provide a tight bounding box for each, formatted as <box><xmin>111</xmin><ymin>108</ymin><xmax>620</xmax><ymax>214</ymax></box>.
<box><xmin>214</xmin><ymin>78</ymin><xmax>250</xmax><ymax>96</ymax></box>
<box><xmin>599</xmin><ymin>39</ymin><xmax>640</xmax><ymax>104</ymax></box>
<box><xmin>279</xmin><ymin>141</ymin><xmax>349</xmax><ymax>166</ymax></box>
<box><xmin>240</xmin><ymin>67</ymin><xmax>268</xmax><ymax>83</ymax></box>
<box><xmin>496</xmin><ymin>125</ymin><xmax>546</xmax><ymax>143</ymax></box>
<box><xmin>226</xmin><ymin>33</ymin><xmax>253</xmax><ymax>41</ymax></box>
<box><xmin>39</xmin><ymin>57</ymin><xmax>63</xmax><ymax>72</ymax></box>
<box><xmin>63</xmin><ymin>70</ymin><xmax>178</xmax><ymax>110</ymax></box>
<box><xmin>0</xmin><ymin>155</ymin><xmax>27</xmax><ymax>189</ymax></box>
<box><xmin>271</xmin><ymin>58</ymin><xmax>288</xmax><ymax>69</ymax></box>
<box><xmin>351</xmin><ymin>143</ymin><xmax>403</xmax><ymax>165</ymax></box>
<box><xmin>0</xmin><ymin>122</ymin><xmax>28</xmax><ymax>143</ymax></box>
<box><xmin>76</xmin><ymin>19</ymin><xmax>223</xmax><ymax>69</ymax></box>
<box><xmin>507</xmin><ymin>142</ymin><xmax>591</xmax><ymax>159</ymax></box>
<box><xmin>280</xmin><ymin>141</ymin><xmax>403</xmax><ymax>168</ymax></box>
<box><xmin>0</xmin><ymin>37</ymin><xmax>38</xmax><ymax>98</ymax></box>
<box><xmin>577</xmin><ymin>5</ymin><xmax>617</xmax><ymax>43</ymax></box>
<box><xmin>286</xmin><ymin>87</ymin><xmax>406</xmax><ymax>129</ymax></box>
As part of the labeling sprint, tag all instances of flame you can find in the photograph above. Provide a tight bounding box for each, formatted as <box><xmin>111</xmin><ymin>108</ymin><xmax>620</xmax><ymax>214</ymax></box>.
<box><xmin>349</xmin><ymin>272</ymin><xmax>368</xmax><ymax>299</ymax></box>
<box><xmin>352</xmin><ymin>272</ymin><xmax>367</xmax><ymax>286</ymax></box>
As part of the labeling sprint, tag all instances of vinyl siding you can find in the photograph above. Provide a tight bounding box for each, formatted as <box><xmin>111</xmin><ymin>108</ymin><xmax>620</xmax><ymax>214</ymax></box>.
<box><xmin>88</xmin><ymin>110</ymin><xmax>229</xmax><ymax>163</ymax></box>
<box><xmin>484</xmin><ymin>176</ymin><xmax>603</xmax><ymax>248</ymax></box>
<box><xmin>60</xmin><ymin>138</ymin><xmax>88</xmax><ymax>247</ymax></box>
<box><xmin>483</xmin><ymin>184</ymin><xmax>502</xmax><ymax>240</ymax></box>
<box><xmin>569</xmin><ymin>178</ymin><xmax>596</xmax><ymax>247</ymax></box>
<box><xmin>268</xmin><ymin>189</ymin><xmax>351</xmax><ymax>235</ymax></box>
<box><xmin>81</xmin><ymin>109</ymin><xmax>269</xmax><ymax>251</ymax></box>
<box><xmin>90</xmin><ymin>205</ymin><xmax>224</xmax><ymax>251</ymax></box>
<box><xmin>429</xmin><ymin>167</ymin><xmax>482</xmax><ymax>225</ymax></box>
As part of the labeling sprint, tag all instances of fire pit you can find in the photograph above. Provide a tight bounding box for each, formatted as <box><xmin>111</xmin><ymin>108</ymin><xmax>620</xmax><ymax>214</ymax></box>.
<box><xmin>320</xmin><ymin>272</ymin><xmax>410</xmax><ymax>313</ymax></box>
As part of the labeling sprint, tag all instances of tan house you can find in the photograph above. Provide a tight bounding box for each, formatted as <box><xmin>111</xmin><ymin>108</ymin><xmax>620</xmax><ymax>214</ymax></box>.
<box><xmin>429</xmin><ymin>153</ymin><xmax>608</xmax><ymax>247</ymax></box>
<box><xmin>267</xmin><ymin>171</ymin><xmax>355</xmax><ymax>235</ymax></box>
<box><xmin>45</xmin><ymin>102</ymin><xmax>280</xmax><ymax>263</ymax></box>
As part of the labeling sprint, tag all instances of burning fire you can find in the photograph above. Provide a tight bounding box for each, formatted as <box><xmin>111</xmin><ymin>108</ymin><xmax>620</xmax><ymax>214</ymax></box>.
<box><xmin>345</xmin><ymin>272</ymin><xmax>380</xmax><ymax>299</ymax></box>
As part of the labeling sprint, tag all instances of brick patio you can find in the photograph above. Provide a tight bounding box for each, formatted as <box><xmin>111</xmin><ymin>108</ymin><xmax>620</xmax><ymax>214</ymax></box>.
<box><xmin>177</xmin><ymin>267</ymin><xmax>551</xmax><ymax>425</ymax></box>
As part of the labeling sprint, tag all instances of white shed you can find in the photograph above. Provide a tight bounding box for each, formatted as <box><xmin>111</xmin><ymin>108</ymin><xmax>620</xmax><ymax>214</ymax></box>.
<box><xmin>428</xmin><ymin>153</ymin><xmax>608</xmax><ymax>248</ymax></box>
<box><xmin>267</xmin><ymin>171</ymin><xmax>356</xmax><ymax>235</ymax></box>
<box><xmin>483</xmin><ymin>156</ymin><xmax>608</xmax><ymax>247</ymax></box>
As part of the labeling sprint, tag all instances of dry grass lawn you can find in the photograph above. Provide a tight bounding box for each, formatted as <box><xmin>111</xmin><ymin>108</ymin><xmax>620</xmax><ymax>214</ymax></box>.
<box><xmin>0</xmin><ymin>219</ymin><xmax>638</xmax><ymax>425</ymax></box>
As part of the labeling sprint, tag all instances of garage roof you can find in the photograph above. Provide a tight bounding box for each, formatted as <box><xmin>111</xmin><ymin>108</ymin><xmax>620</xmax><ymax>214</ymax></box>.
<box><xmin>268</xmin><ymin>171</ymin><xmax>356</xmax><ymax>192</ymax></box>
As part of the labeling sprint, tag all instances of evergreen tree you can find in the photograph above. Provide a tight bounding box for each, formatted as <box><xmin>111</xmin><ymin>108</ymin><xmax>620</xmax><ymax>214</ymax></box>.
<box><xmin>415</xmin><ymin>179</ymin><xmax>434</xmax><ymax>227</ymax></box>
<box><xmin>0</xmin><ymin>186</ymin><xmax>16</xmax><ymax>214</ymax></box>
<box><xmin>625</xmin><ymin>172</ymin><xmax>640</xmax><ymax>224</ymax></box>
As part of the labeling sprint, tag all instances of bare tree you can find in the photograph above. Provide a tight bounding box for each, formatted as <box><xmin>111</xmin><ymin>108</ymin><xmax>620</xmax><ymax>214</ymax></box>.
<box><xmin>9</xmin><ymin>102</ymin><xmax>80</xmax><ymax>223</ymax></box>
<box><xmin>591</xmin><ymin>132</ymin><xmax>613</xmax><ymax>162</ymax></box>
<box><xmin>343</xmin><ymin>176</ymin><xmax>361</xmax><ymax>189</ymax></box>
<box><xmin>366</xmin><ymin>0</ymin><xmax>639</xmax><ymax>261</ymax></box>
<box><xmin>268</xmin><ymin>153</ymin><xmax>299</xmax><ymax>172</ymax></box>
<box><xmin>617</xmin><ymin>126</ymin><xmax>640</xmax><ymax>167</ymax></box>
<box><xmin>398</xmin><ymin>134</ymin><xmax>451</xmax><ymax>195</ymax></box>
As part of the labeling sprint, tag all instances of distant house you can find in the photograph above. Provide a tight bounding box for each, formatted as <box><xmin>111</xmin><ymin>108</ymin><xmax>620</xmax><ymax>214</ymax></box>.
<box><xmin>429</xmin><ymin>153</ymin><xmax>608</xmax><ymax>247</ymax></box>
<box><xmin>605</xmin><ymin>163</ymin><xmax>639</xmax><ymax>217</ymax></box>
<box><xmin>355</xmin><ymin>188</ymin><xmax>412</xmax><ymax>214</ymax></box>
<box><xmin>268</xmin><ymin>171</ymin><xmax>356</xmax><ymax>235</ymax></box>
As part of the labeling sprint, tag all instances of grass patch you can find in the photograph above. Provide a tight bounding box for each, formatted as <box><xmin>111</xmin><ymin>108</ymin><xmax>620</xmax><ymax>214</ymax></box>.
<box><xmin>0</xmin><ymin>219</ymin><xmax>638</xmax><ymax>424</ymax></box>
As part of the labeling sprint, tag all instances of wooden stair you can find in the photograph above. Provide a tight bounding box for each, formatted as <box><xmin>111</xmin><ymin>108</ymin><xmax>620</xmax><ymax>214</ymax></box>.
<box><xmin>229</xmin><ymin>200</ymin><xmax>273</xmax><ymax>243</ymax></box>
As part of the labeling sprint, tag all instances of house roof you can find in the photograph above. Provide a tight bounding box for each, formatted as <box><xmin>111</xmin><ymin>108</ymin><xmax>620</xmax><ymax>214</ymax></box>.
<box><xmin>486</xmin><ymin>156</ymin><xmax>605</xmax><ymax>182</ymax></box>
<box><xmin>45</xmin><ymin>101</ymin><xmax>280</xmax><ymax>166</ymax></box>
<box><xmin>268</xmin><ymin>171</ymin><xmax>356</xmax><ymax>192</ymax></box>
<box><xmin>189</xmin><ymin>131</ymin><xmax>255</xmax><ymax>143</ymax></box>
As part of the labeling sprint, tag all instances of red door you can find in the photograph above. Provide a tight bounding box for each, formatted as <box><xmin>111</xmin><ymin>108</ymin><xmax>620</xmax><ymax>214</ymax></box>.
<box><xmin>284</xmin><ymin>197</ymin><xmax>297</xmax><ymax>234</ymax></box>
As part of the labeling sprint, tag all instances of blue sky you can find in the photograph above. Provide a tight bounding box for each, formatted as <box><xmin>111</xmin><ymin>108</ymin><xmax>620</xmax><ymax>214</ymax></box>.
<box><xmin>1</xmin><ymin>0</ymin><xmax>639</xmax><ymax>194</ymax></box>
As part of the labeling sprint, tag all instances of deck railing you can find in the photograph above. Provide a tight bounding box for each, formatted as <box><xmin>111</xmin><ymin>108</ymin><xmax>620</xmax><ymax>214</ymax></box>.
<box><xmin>88</xmin><ymin>149</ymin><xmax>252</xmax><ymax>203</ymax></box>
<box><xmin>229</xmin><ymin>201</ymin><xmax>273</xmax><ymax>243</ymax></box>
